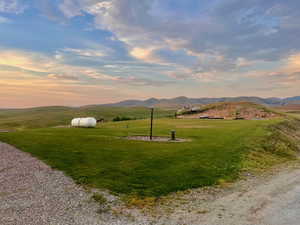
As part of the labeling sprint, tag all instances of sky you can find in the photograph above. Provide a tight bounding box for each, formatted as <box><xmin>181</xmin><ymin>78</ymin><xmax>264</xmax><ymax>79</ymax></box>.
<box><xmin>1</xmin><ymin>0</ymin><xmax>300</xmax><ymax>108</ymax></box>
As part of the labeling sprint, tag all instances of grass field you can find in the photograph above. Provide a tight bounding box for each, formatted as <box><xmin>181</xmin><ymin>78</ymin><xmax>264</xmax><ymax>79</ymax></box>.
<box><xmin>1</xmin><ymin>118</ymin><xmax>299</xmax><ymax>197</ymax></box>
<box><xmin>0</xmin><ymin>106</ymin><xmax>174</xmax><ymax>129</ymax></box>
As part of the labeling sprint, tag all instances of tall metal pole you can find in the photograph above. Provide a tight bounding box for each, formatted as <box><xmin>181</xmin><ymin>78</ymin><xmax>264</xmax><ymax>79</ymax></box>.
<box><xmin>150</xmin><ymin>108</ymin><xmax>154</xmax><ymax>140</ymax></box>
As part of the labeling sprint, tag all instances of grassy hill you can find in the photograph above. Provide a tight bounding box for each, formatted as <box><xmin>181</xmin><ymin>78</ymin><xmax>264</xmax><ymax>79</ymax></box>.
<box><xmin>0</xmin><ymin>106</ymin><xmax>175</xmax><ymax>130</ymax></box>
<box><xmin>0</xmin><ymin>118</ymin><xmax>299</xmax><ymax>197</ymax></box>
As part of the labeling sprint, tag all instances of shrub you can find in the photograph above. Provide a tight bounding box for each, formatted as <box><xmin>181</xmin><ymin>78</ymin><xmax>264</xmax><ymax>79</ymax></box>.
<box><xmin>112</xmin><ymin>116</ymin><xmax>135</xmax><ymax>122</ymax></box>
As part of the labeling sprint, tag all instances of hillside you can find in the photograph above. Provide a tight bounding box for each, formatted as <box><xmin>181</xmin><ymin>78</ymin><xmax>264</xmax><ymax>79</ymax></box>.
<box><xmin>103</xmin><ymin>96</ymin><xmax>300</xmax><ymax>108</ymax></box>
<box><xmin>177</xmin><ymin>102</ymin><xmax>283</xmax><ymax>120</ymax></box>
<box><xmin>0</xmin><ymin>106</ymin><xmax>174</xmax><ymax>129</ymax></box>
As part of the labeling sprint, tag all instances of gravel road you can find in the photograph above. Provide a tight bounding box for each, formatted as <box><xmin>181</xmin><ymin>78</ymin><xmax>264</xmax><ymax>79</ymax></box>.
<box><xmin>1</xmin><ymin>141</ymin><xmax>300</xmax><ymax>225</ymax></box>
<box><xmin>158</xmin><ymin>163</ymin><xmax>300</xmax><ymax>225</ymax></box>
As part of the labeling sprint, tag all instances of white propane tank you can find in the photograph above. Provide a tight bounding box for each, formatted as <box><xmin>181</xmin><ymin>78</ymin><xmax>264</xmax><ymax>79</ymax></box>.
<box><xmin>71</xmin><ymin>117</ymin><xmax>97</xmax><ymax>128</ymax></box>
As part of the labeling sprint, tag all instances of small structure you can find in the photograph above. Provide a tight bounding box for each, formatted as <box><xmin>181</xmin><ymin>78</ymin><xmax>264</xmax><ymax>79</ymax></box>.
<box><xmin>71</xmin><ymin>117</ymin><xmax>97</xmax><ymax>128</ymax></box>
<box><xmin>171</xmin><ymin>130</ymin><xmax>176</xmax><ymax>141</ymax></box>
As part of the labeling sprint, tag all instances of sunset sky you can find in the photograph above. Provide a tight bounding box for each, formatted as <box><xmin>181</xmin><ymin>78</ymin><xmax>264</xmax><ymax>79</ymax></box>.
<box><xmin>1</xmin><ymin>0</ymin><xmax>300</xmax><ymax>108</ymax></box>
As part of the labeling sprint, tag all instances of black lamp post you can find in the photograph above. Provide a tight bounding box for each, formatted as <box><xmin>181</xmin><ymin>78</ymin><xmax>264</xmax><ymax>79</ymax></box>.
<box><xmin>150</xmin><ymin>108</ymin><xmax>154</xmax><ymax>140</ymax></box>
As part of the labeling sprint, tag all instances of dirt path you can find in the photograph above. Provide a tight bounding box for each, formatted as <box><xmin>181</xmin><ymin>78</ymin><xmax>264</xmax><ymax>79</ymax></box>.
<box><xmin>1</xmin><ymin>141</ymin><xmax>300</xmax><ymax>225</ymax></box>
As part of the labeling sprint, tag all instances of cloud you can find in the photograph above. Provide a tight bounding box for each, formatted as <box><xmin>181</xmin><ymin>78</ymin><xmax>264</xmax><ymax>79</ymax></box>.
<box><xmin>53</xmin><ymin>0</ymin><xmax>300</xmax><ymax>84</ymax></box>
<box><xmin>235</xmin><ymin>58</ymin><xmax>256</xmax><ymax>67</ymax></box>
<box><xmin>0</xmin><ymin>50</ymin><xmax>50</xmax><ymax>73</ymax></box>
<box><xmin>166</xmin><ymin>67</ymin><xmax>218</xmax><ymax>83</ymax></box>
<box><xmin>58</xmin><ymin>0</ymin><xmax>110</xmax><ymax>18</ymax></box>
<box><xmin>0</xmin><ymin>0</ymin><xmax>26</xmax><ymax>14</ymax></box>
<box><xmin>244</xmin><ymin>52</ymin><xmax>300</xmax><ymax>89</ymax></box>
<box><xmin>62</xmin><ymin>48</ymin><xmax>106</xmax><ymax>57</ymax></box>
<box><xmin>83</xmin><ymin>70</ymin><xmax>120</xmax><ymax>80</ymax></box>
<box><xmin>0</xmin><ymin>48</ymin><xmax>173</xmax><ymax>101</ymax></box>
<box><xmin>84</xmin><ymin>69</ymin><xmax>173</xmax><ymax>86</ymax></box>
<box><xmin>167</xmin><ymin>69</ymin><xmax>191</xmax><ymax>80</ymax></box>
<box><xmin>58</xmin><ymin>0</ymin><xmax>83</xmax><ymax>18</ymax></box>
<box><xmin>116</xmin><ymin>76</ymin><xmax>174</xmax><ymax>86</ymax></box>
<box><xmin>47</xmin><ymin>73</ymin><xmax>79</xmax><ymax>81</ymax></box>
<box><xmin>287</xmin><ymin>53</ymin><xmax>300</xmax><ymax>70</ymax></box>
<box><xmin>0</xmin><ymin>16</ymin><xmax>11</xmax><ymax>23</ymax></box>
<box><xmin>0</xmin><ymin>49</ymin><xmax>148</xmax><ymax>107</ymax></box>
<box><xmin>130</xmin><ymin>47</ymin><xmax>157</xmax><ymax>62</ymax></box>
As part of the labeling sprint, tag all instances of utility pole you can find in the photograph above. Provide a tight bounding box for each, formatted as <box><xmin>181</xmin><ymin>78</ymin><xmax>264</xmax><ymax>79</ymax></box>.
<box><xmin>150</xmin><ymin>108</ymin><xmax>154</xmax><ymax>140</ymax></box>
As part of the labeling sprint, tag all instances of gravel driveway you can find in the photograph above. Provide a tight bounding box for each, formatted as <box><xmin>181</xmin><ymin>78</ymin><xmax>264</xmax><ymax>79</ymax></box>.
<box><xmin>0</xmin><ymin>142</ymin><xmax>149</xmax><ymax>225</ymax></box>
<box><xmin>1</xmin><ymin>141</ymin><xmax>300</xmax><ymax>225</ymax></box>
<box><xmin>0</xmin><ymin>142</ymin><xmax>105</xmax><ymax>225</ymax></box>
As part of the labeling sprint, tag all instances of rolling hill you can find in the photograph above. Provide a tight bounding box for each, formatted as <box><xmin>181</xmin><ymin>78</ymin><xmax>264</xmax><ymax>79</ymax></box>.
<box><xmin>0</xmin><ymin>106</ymin><xmax>175</xmax><ymax>129</ymax></box>
<box><xmin>103</xmin><ymin>96</ymin><xmax>300</xmax><ymax>108</ymax></box>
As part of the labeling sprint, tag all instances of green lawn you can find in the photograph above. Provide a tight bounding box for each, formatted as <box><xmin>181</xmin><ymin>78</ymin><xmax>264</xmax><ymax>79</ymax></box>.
<box><xmin>0</xmin><ymin>118</ymin><xmax>299</xmax><ymax>197</ymax></box>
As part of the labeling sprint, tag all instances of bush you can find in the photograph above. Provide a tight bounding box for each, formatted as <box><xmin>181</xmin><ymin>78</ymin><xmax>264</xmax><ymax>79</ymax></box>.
<box><xmin>112</xmin><ymin>116</ymin><xmax>135</xmax><ymax>122</ymax></box>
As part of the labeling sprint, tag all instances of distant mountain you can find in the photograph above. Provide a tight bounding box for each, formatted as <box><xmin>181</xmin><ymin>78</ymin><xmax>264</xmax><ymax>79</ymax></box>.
<box><xmin>283</xmin><ymin>96</ymin><xmax>300</xmax><ymax>104</ymax></box>
<box><xmin>103</xmin><ymin>96</ymin><xmax>300</xmax><ymax>108</ymax></box>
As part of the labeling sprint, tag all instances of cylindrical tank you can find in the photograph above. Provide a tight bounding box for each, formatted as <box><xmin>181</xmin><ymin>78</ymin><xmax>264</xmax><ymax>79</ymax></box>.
<box><xmin>71</xmin><ymin>117</ymin><xmax>97</xmax><ymax>128</ymax></box>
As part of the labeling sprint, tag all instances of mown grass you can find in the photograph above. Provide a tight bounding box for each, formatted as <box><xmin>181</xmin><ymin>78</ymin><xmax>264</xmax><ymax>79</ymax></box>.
<box><xmin>0</xmin><ymin>106</ymin><xmax>174</xmax><ymax>129</ymax></box>
<box><xmin>1</xmin><ymin>118</ymin><xmax>299</xmax><ymax>197</ymax></box>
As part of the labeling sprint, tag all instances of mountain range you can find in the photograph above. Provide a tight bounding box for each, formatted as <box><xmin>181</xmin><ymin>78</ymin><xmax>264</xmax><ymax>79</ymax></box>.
<box><xmin>103</xmin><ymin>96</ymin><xmax>300</xmax><ymax>108</ymax></box>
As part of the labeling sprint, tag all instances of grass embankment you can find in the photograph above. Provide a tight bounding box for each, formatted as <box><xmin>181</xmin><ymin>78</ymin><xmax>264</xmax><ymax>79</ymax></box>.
<box><xmin>0</xmin><ymin>106</ymin><xmax>174</xmax><ymax>129</ymax></box>
<box><xmin>0</xmin><ymin>118</ymin><xmax>299</xmax><ymax>197</ymax></box>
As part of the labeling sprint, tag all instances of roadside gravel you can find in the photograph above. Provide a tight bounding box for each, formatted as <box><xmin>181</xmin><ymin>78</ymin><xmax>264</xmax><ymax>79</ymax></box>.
<box><xmin>151</xmin><ymin>162</ymin><xmax>300</xmax><ymax>225</ymax></box>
